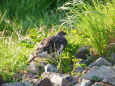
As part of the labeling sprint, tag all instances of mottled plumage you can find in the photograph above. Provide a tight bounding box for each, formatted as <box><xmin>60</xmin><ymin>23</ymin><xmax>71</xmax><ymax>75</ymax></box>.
<box><xmin>29</xmin><ymin>31</ymin><xmax>67</xmax><ymax>63</ymax></box>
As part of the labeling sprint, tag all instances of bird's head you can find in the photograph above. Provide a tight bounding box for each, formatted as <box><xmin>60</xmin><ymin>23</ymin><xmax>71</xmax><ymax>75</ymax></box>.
<box><xmin>56</xmin><ymin>31</ymin><xmax>67</xmax><ymax>37</ymax></box>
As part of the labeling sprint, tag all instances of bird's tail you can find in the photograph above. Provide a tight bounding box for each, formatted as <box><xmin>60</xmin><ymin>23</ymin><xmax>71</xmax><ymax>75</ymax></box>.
<box><xmin>29</xmin><ymin>56</ymin><xmax>37</xmax><ymax>63</ymax></box>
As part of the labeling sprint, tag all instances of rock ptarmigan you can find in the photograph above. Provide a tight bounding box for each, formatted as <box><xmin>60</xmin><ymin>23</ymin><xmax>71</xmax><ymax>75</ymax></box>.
<box><xmin>29</xmin><ymin>31</ymin><xmax>67</xmax><ymax>63</ymax></box>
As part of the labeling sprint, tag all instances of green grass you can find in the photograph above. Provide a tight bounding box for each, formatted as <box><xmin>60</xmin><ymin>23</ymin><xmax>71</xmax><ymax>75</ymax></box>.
<box><xmin>0</xmin><ymin>37</ymin><xmax>32</xmax><ymax>82</ymax></box>
<box><xmin>60</xmin><ymin>0</ymin><xmax>115</xmax><ymax>56</ymax></box>
<box><xmin>0</xmin><ymin>0</ymin><xmax>69</xmax><ymax>35</ymax></box>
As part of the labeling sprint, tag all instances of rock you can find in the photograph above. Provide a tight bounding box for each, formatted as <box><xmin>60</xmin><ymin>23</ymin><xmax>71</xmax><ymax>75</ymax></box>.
<box><xmin>44</xmin><ymin>64</ymin><xmax>58</xmax><ymax>72</ymax></box>
<box><xmin>111</xmin><ymin>52</ymin><xmax>115</xmax><ymax>65</ymax></box>
<box><xmin>92</xmin><ymin>83</ymin><xmax>103</xmax><ymax>86</ymax></box>
<box><xmin>88</xmin><ymin>57</ymin><xmax>111</xmax><ymax>68</ymax></box>
<box><xmin>80</xmin><ymin>79</ymin><xmax>92</xmax><ymax>86</ymax></box>
<box><xmin>41</xmin><ymin>72</ymin><xmax>72</xmax><ymax>86</ymax></box>
<box><xmin>92</xmin><ymin>82</ymin><xmax>112</xmax><ymax>86</ymax></box>
<box><xmin>50</xmin><ymin>74</ymin><xmax>72</xmax><ymax>86</ymax></box>
<box><xmin>22</xmin><ymin>73</ymin><xmax>39</xmax><ymax>85</ymax></box>
<box><xmin>14</xmin><ymin>71</ymin><xmax>39</xmax><ymax>85</ymax></box>
<box><xmin>2</xmin><ymin>82</ymin><xmax>34</xmax><ymax>86</ymax></box>
<box><xmin>37</xmin><ymin>78</ymin><xmax>53</xmax><ymax>86</ymax></box>
<box><xmin>28</xmin><ymin>62</ymin><xmax>40</xmax><ymax>73</ymax></box>
<box><xmin>113</xmin><ymin>65</ymin><xmax>115</xmax><ymax>70</ymax></box>
<box><xmin>75</xmin><ymin>46</ymin><xmax>91</xmax><ymax>59</ymax></box>
<box><xmin>74</xmin><ymin>83</ymin><xmax>81</xmax><ymax>86</ymax></box>
<box><xmin>73</xmin><ymin>66</ymin><xmax>84</xmax><ymax>73</ymax></box>
<box><xmin>103</xmin><ymin>77</ymin><xmax>115</xmax><ymax>86</ymax></box>
<box><xmin>24</xmin><ymin>78</ymin><xmax>39</xmax><ymax>85</ymax></box>
<box><xmin>82</xmin><ymin>65</ymin><xmax>115</xmax><ymax>85</ymax></box>
<box><xmin>63</xmin><ymin>75</ymin><xmax>79</xmax><ymax>84</ymax></box>
<box><xmin>28</xmin><ymin>62</ymin><xmax>44</xmax><ymax>74</ymax></box>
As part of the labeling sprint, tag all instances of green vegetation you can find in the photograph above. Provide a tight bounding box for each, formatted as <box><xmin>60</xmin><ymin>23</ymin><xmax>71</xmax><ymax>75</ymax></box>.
<box><xmin>0</xmin><ymin>0</ymin><xmax>114</xmax><ymax>82</ymax></box>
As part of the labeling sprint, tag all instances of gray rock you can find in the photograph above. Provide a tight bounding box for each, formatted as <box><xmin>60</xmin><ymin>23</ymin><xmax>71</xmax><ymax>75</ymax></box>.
<box><xmin>80</xmin><ymin>79</ymin><xmax>92</xmax><ymax>86</ymax></box>
<box><xmin>41</xmin><ymin>72</ymin><xmax>72</xmax><ymax>86</ymax></box>
<box><xmin>91</xmin><ymin>82</ymin><xmax>112</xmax><ymax>86</ymax></box>
<box><xmin>28</xmin><ymin>62</ymin><xmax>40</xmax><ymax>73</ymax></box>
<box><xmin>62</xmin><ymin>75</ymin><xmax>79</xmax><ymax>84</ymax></box>
<box><xmin>74</xmin><ymin>83</ymin><xmax>81</xmax><ymax>86</ymax></box>
<box><xmin>50</xmin><ymin>74</ymin><xmax>72</xmax><ymax>86</ymax></box>
<box><xmin>82</xmin><ymin>65</ymin><xmax>115</xmax><ymax>86</ymax></box>
<box><xmin>75</xmin><ymin>46</ymin><xmax>91</xmax><ymax>60</ymax></box>
<box><xmin>103</xmin><ymin>77</ymin><xmax>115</xmax><ymax>86</ymax></box>
<box><xmin>111</xmin><ymin>52</ymin><xmax>115</xmax><ymax>65</ymax></box>
<box><xmin>2</xmin><ymin>82</ymin><xmax>34</xmax><ymax>86</ymax></box>
<box><xmin>44</xmin><ymin>64</ymin><xmax>58</xmax><ymax>72</ymax></box>
<box><xmin>28</xmin><ymin>62</ymin><xmax>44</xmax><ymax>74</ymax></box>
<box><xmin>112</xmin><ymin>65</ymin><xmax>115</xmax><ymax>71</ymax></box>
<box><xmin>88</xmin><ymin>57</ymin><xmax>111</xmax><ymax>68</ymax></box>
<box><xmin>92</xmin><ymin>83</ymin><xmax>103</xmax><ymax>86</ymax></box>
<box><xmin>37</xmin><ymin>78</ymin><xmax>53</xmax><ymax>86</ymax></box>
<box><xmin>73</xmin><ymin>66</ymin><xmax>84</xmax><ymax>73</ymax></box>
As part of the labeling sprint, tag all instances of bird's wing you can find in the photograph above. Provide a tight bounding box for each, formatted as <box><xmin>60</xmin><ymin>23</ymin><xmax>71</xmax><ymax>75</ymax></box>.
<box><xmin>52</xmin><ymin>36</ymin><xmax>68</xmax><ymax>50</ymax></box>
<box><xmin>36</xmin><ymin>36</ymin><xmax>54</xmax><ymax>53</ymax></box>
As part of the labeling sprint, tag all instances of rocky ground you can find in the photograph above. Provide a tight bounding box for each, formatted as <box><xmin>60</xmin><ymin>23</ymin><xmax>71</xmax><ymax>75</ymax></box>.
<box><xmin>1</xmin><ymin>56</ymin><xmax>115</xmax><ymax>86</ymax></box>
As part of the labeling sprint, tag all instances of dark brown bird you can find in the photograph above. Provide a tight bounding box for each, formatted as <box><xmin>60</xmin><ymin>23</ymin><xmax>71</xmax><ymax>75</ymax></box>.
<box><xmin>29</xmin><ymin>31</ymin><xmax>67</xmax><ymax>63</ymax></box>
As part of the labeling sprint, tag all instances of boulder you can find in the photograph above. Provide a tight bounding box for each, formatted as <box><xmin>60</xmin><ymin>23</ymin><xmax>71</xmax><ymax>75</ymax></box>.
<box><xmin>92</xmin><ymin>82</ymin><xmax>112</xmax><ymax>86</ymax></box>
<box><xmin>103</xmin><ymin>77</ymin><xmax>115</xmax><ymax>86</ymax></box>
<box><xmin>80</xmin><ymin>79</ymin><xmax>92</xmax><ymax>86</ymax></box>
<box><xmin>28</xmin><ymin>62</ymin><xmax>44</xmax><ymax>74</ymax></box>
<box><xmin>2</xmin><ymin>82</ymin><xmax>34</xmax><ymax>86</ymax></box>
<box><xmin>82</xmin><ymin>65</ymin><xmax>115</xmax><ymax>86</ymax></box>
<box><xmin>37</xmin><ymin>78</ymin><xmax>53</xmax><ymax>86</ymax></box>
<box><xmin>41</xmin><ymin>72</ymin><xmax>72</xmax><ymax>86</ymax></box>
<box><xmin>44</xmin><ymin>64</ymin><xmax>58</xmax><ymax>72</ymax></box>
<box><xmin>88</xmin><ymin>57</ymin><xmax>111</xmax><ymax>68</ymax></box>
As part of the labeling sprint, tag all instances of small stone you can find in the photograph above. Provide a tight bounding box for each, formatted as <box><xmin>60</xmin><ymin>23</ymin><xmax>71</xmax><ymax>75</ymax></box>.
<box><xmin>37</xmin><ymin>78</ymin><xmax>53</xmax><ymax>86</ymax></box>
<box><xmin>44</xmin><ymin>64</ymin><xmax>58</xmax><ymax>72</ymax></box>
<box><xmin>80</xmin><ymin>79</ymin><xmax>92</xmax><ymax>86</ymax></box>
<box><xmin>2</xmin><ymin>82</ymin><xmax>34</xmax><ymax>86</ymax></box>
<box><xmin>88</xmin><ymin>57</ymin><xmax>111</xmax><ymax>68</ymax></box>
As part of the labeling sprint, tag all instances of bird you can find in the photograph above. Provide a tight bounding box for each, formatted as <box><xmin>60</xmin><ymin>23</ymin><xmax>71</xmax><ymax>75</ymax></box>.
<box><xmin>29</xmin><ymin>31</ymin><xmax>67</xmax><ymax>63</ymax></box>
